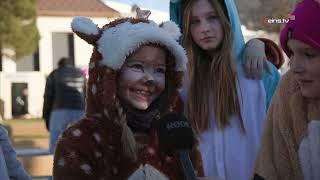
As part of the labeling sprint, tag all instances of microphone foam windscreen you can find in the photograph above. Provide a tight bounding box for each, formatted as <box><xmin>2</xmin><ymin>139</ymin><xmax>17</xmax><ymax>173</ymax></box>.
<box><xmin>156</xmin><ymin>113</ymin><xmax>194</xmax><ymax>154</ymax></box>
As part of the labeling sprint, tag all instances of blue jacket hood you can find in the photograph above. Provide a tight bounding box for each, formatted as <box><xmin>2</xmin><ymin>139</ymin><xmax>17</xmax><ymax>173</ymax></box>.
<box><xmin>170</xmin><ymin>0</ymin><xmax>245</xmax><ymax>60</ymax></box>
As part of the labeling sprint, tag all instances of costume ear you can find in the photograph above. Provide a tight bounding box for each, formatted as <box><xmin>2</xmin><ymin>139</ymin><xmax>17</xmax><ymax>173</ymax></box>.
<box><xmin>71</xmin><ymin>16</ymin><xmax>100</xmax><ymax>45</ymax></box>
<box><xmin>160</xmin><ymin>21</ymin><xmax>181</xmax><ymax>41</ymax></box>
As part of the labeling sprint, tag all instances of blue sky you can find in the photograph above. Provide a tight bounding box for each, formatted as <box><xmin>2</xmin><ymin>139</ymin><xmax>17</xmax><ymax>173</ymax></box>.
<box><xmin>102</xmin><ymin>0</ymin><xmax>170</xmax><ymax>22</ymax></box>
<box><xmin>103</xmin><ymin>0</ymin><xmax>170</xmax><ymax>12</ymax></box>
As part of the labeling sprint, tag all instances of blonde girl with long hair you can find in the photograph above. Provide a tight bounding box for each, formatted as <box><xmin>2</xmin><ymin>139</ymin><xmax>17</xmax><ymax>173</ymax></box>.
<box><xmin>170</xmin><ymin>0</ymin><xmax>282</xmax><ymax>108</ymax></box>
<box><xmin>180</xmin><ymin>0</ymin><xmax>268</xmax><ymax>179</ymax></box>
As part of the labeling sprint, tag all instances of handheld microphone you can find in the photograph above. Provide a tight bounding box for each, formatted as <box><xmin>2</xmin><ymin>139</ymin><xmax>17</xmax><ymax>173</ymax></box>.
<box><xmin>155</xmin><ymin>112</ymin><xmax>196</xmax><ymax>180</ymax></box>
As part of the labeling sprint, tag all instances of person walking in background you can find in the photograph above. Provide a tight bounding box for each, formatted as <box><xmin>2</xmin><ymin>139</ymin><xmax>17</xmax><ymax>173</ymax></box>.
<box><xmin>254</xmin><ymin>0</ymin><xmax>320</xmax><ymax>179</ymax></box>
<box><xmin>0</xmin><ymin>125</ymin><xmax>31</xmax><ymax>180</ymax></box>
<box><xmin>42</xmin><ymin>57</ymin><xmax>86</xmax><ymax>153</ymax></box>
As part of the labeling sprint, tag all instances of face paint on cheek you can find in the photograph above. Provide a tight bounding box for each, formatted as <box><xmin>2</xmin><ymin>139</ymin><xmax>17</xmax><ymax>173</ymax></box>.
<box><xmin>117</xmin><ymin>67</ymin><xmax>156</xmax><ymax>110</ymax></box>
<box><xmin>154</xmin><ymin>76</ymin><xmax>166</xmax><ymax>91</ymax></box>
<box><xmin>121</xmin><ymin>67</ymin><xmax>144</xmax><ymax>82</ymax></box>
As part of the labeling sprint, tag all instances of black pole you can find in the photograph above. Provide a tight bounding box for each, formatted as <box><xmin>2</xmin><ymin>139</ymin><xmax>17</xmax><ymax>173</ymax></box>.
<box><xmin>0</xmin><ymin>43</ymin><xmax>2</xmax><ymax>71</ymax></box>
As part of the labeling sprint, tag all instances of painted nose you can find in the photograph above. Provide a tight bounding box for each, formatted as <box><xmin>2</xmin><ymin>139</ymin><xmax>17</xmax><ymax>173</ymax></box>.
<box><xmin>143</xmin><ymin>70</ymin><xmax>155</xmax><ymax>86</ymax></box>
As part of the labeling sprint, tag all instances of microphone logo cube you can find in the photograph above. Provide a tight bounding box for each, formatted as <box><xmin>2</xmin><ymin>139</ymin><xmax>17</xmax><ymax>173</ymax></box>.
<box><xmin>156</xmin><ymin>113</ymin><xmax>194</xmax><ymax>155</ymax></box>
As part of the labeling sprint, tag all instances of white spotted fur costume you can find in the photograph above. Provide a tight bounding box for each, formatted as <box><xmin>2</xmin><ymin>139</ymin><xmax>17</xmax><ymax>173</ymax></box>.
<box><xmin>52</xmin><ymin>15</ymin><xmax>205</xmax><ymax>179</ymax></box>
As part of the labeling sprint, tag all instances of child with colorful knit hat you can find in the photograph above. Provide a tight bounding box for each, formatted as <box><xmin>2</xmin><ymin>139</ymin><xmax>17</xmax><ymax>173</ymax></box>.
<box><xmin>254</xmin><ymin>0</ymin><xmax>320</xmax><ymax>179</ymax></box>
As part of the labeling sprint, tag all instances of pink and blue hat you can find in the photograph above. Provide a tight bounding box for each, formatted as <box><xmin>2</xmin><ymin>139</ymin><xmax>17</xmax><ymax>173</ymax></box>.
<box><xmin>280</xmin><ymin>0</ymin><xmax>320</xmax><ymax>57</ymax></box>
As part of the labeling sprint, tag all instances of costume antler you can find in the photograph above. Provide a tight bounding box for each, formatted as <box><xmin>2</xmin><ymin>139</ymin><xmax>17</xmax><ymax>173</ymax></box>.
<box><xmin>136</xmin><ymin>7</ymin><xmax>151</xmax><ymax>19</ymax></box>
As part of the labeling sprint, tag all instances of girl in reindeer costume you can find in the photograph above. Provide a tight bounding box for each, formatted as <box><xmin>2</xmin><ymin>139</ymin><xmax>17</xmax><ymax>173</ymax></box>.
<box><xmin>53</xmin><ymin>10</ymin><xmax>205</xmax><ymax>180</ymax></box>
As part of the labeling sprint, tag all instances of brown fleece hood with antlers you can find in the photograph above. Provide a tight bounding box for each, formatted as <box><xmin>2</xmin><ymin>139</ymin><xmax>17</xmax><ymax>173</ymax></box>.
<box><xmin>52</xmin><ymin>16</ymin><xmax>204</xmax><ymax>180</ymax></box>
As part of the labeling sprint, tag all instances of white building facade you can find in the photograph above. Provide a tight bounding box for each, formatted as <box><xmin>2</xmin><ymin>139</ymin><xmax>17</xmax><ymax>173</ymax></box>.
<box><xmin>0</xmin><ymin>0</ymin><xmax>120</xmax><ymax>119</ymax></box>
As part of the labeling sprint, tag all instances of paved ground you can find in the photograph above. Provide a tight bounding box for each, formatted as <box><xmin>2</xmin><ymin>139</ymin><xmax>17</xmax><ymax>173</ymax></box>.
<box><xmin>3</xmin><ymin>118</ymin><xmax>52</xmax><ymax>179</ymax></box>
<box><xmin>3</xmin><ymin>118</ymin><xmax>49</xmax><ymax>150</ymax></box>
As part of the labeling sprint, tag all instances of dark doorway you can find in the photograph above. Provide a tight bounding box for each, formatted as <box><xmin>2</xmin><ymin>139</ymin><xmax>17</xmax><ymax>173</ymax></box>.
<box><xmin>11</xmin><ymin>83</ymin><xmax>29</xmax><ymax>117</ymax></box>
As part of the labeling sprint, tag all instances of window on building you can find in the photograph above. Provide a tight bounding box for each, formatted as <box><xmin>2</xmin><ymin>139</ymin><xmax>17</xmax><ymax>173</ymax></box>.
<box><xmin>52</xmin><ymin>33</ymin><xmax>75</xmax><ymax>69</ymax></box>
<box><xmin>16</xmin><ymin>48</ymin><xmax>40</xmax><ymax>72</ymax></box>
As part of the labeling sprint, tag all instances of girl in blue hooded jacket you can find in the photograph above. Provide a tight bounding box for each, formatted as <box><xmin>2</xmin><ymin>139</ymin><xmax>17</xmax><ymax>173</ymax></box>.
<box><xmin>178</xmin><ymin>0</ymin><xmax>269</xmax><ymax>179</ymax></box>
<box><xmin>170</xmin><ymin>0</ymin><xmax>281</xmax><ymax>108</ymax></box>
